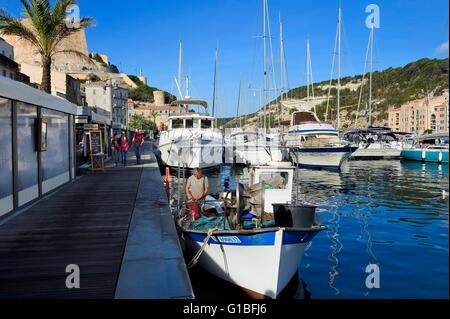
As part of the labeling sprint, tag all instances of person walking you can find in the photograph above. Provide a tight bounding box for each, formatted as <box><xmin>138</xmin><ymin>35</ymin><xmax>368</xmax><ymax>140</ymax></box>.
<box><xmin>185</xmin><ymin>168</ymin><xmax>209</xmax><ymax>220</ymax></box>
<box><xmin>119</xmin><ymin>131</ymin><xmax>130</xmax><ymax>166</ymax></box>
<box><xmin>132</xmin><ymin>129</ymin><xmax>145</xmax><ymax>165</ymax></box>
<box><xmin>111</xmin><ymin>134</ymin><xmax>121</xmax><ymax>167</ymax></box>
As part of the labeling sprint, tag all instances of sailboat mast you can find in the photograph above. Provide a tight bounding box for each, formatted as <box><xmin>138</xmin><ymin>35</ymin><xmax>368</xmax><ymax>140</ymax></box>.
<box><xmin>307</xmin><ymin>38</ymin><xmax>310</xmax><ymax>105</ymax></box>
<box><xmin>307</xmin><ymin>38</ymin><xmax>316</xmax><ymax>114</ymax></box>
<box><xmin>337</xmin><ymin>5</ymin><xmax>341</xmax><ymax>131</ymax></box>
<box><xmin>368</xmin><ymin>25</ymin><xmax>374</xmax><ymax>127</ymax></box>
<box><xmin>310</xmin><ymin>44</ymin><xmax>316</xmax><ymax>114</ymax></box>
<box><xmin>212</xmin><ymin>48</ymin><xmax>218</xmax><ymax>118</ymax></box>
<box><xmin>263</xmin><ymin>0</ymin><xmax>268</xmax><ymax>132</ymax></box>
<box><xmin>237</xmin><ymin>77</ymin><xmax>243</xmax><ymax>127</ymax></box>
<box><xmin>178</xmin><ymin>41</ymin><xmax>183</xmax><ymax>105</ymax></box>
<box><xmin>279</xmin><ymin>15</ymin><xmax>284</xmax><ymax>128</ymax></box>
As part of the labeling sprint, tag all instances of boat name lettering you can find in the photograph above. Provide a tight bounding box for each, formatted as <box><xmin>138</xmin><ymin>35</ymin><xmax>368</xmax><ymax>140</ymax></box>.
<box><xmin>211</xmin><ymin>236</ymin><xmax>241</xmax><ymax>244</ymax></box>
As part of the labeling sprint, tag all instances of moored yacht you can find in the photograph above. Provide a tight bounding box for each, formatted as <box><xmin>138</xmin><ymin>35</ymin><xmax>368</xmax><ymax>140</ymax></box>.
<box><xmin>227</xmin><ymin>129</ymin><xmax>283</xmax><ymax>166</ymax></box>
<box><xmin>285</xmin><ymin>111</ymin><xmax>355</xmax><ymax>169</ymax></box>
<box><xmin>344</xmin><ymin>127</ymin><xmax>403</xmax><ymax>159</ymax></box>
<box><xmin>158</xmin><ymin>100</ymin><xmax>223</xmax><ymax>170</ymax></box>
<box><xmin>400</xmin><ymin>133</ymin><xmax>449</xmax><ymax>163</ymax></box>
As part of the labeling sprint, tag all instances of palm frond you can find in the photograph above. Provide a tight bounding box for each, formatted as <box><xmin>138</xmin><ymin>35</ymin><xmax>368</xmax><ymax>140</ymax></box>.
<box><xmin>19</xmin><ymin>0</ymin><xmax>33</xmax><ymax>18</ymax></box>
<box><xmin>0</xmin><ymin>15</ymin><xmax>42</xmax><ymax>52</ymax></box>
<box><xmin>50</xmin><ymin>16</ymin><xmax>95</xmax><ymax>53</ymax></box>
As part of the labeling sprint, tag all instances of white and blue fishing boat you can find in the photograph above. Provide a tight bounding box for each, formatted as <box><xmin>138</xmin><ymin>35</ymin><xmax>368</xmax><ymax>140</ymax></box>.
<box><xmin>401</xmin><ymin>133</ymin><xmax>449</xmax><ymax>163</ymax></box>
<box><xmin>285</xmin><ymin>111</ymin><xmax>356</xmax><ymax>169</ymax></box>
<box><xmin>178</xmin><ymin>163</ymin><xmax>326</xmax><ymax>298</ymax></box>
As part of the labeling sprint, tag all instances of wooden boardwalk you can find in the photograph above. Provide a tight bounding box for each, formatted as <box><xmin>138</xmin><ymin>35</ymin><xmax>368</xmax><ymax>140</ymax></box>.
<box><xmin>0</xmin><ymin>160</ymin><xmax>143</xmax><ymax>298</ymax></box>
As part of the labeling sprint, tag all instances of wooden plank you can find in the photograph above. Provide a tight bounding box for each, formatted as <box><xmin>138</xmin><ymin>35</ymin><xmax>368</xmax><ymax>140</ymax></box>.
<box><xmin>0</xmin><ymin>162</ymin><xmax>143</xmax><ymax>299</ymax></box>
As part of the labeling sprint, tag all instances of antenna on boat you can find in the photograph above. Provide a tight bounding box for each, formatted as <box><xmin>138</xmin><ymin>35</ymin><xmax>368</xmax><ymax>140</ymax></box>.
<box><xmin>212</xmin><ymin>47</ymin><xmax>218</xmax><ymax>118</ymax></box>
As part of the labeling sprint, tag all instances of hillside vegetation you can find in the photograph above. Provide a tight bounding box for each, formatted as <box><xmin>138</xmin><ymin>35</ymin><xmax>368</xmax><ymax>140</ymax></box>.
<box><xmin>222</xmin><ymin>57</ymin><xmax>449</xmax><ymax>128</ymax></box>
<box><xmin>128</xmin><ymin>75</ymin><xmax>177</xmax><ymax>104</ymax></box>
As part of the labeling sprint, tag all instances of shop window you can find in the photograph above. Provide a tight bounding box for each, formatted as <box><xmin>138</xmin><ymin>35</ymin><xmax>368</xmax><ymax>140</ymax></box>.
<box><xmin>41</xmin><ymin>108</ymin><xmax>69</xmax><ymax>194</ymax></box>
<box><xmin>0</xmin><ymin>98</ymin><xmax>13</xmax><ymax>216</ymax></box>
<box><xmin>16</xmin><ymin>102</ymin><xmax>39</xmax><ymax>206</ymax></box>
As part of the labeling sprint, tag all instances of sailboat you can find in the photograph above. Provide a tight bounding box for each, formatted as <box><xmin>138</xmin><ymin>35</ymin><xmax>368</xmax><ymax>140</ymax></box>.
<box><xmin>347</xmin><ymin>25</ymin><xmax>403</xmax><ymax>159</ymax></box>
<box><xmin>285</xmin><ymin>11</ymin><xmax>355</xmax><ymax>170</ymax></box>
<box><xmin>158</xmin><ymin>43</ymin><xmax>223</xmax><ymax>170</ymax></box>
<box><xmin>228</xmin><ymin>0</ymin><xmax>283</xmax><ymax>166</ymax></box>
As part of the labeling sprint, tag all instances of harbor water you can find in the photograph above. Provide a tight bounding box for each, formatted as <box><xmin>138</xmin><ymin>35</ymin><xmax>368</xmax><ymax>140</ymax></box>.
<box><xmin>177</xmin><ymin>160</ymin><xmax>449</xmax><ymax>299</ymax></box>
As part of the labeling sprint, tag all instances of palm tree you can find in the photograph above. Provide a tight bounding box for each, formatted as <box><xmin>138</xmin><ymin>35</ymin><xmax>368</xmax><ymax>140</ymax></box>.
<box><xmin>0</xmin><ymin>0</ymin><xmax>94</xmax><ymax>93</ymax></box>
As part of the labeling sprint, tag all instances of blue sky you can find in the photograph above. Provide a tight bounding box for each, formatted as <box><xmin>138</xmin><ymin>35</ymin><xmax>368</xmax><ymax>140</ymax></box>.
<box><xmin>2</xmin><ymin>0</ymin><xmax>449</xmax><ymax>118</ymax></box>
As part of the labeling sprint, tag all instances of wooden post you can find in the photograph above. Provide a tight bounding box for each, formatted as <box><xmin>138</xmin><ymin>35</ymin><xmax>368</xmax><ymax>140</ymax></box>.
<box><xmin>165</xmin><ymin>167</ymin><xmax>170</xmax><ymax>200</ymax></box>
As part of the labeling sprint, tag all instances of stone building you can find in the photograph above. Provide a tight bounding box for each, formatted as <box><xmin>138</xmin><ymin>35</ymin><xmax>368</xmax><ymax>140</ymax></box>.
<box><xmin>388</xmin><ymin>93</ymin><xmax>449</xmax><ymax>134</ymax></box>
<box><xmin>128</xmin><ymin>93</ymin><xmax>187</xmax><ymax>130</ymax></box>
<box><xmin>0</xmin><ymin>36</ymin><xmax>30</xmax><ymax>84</ymax></box>
<box><xmin>85</xmin><ymin>80</ymin><xmax>129</xmax><ymax>133</ymax></box>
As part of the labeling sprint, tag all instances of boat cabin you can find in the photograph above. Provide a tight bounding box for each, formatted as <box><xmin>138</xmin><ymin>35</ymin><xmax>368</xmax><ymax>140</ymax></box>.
<box><xmin>167</xmin><ymin>113</ymin><xmax>216</xmax><ymax>130</ymax></box>
<box><xmin>290</xmin><ymin>111</ymin><xmax>320</xmax><ymax>126</ymax></box>
<box><xmin>249</xmin><ymin>163</ymin><xmax>295</xmax><ymax>213</ymax></box>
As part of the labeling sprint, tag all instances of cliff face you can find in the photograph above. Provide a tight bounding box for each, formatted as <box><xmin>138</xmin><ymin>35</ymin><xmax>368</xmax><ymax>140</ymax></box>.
<box><xmin>224</xmin><ymin>58</ymin><xmax>449</xmax><ymax>129</ymax></box>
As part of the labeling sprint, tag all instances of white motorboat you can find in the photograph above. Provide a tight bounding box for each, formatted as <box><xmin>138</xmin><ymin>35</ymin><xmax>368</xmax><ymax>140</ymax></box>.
<box><xmin>226</xmin><ymin>129</ymin><xmax>283</xmax><ymax>166</ymax></box>
<box><xmin>285</xmin><ymin>111</ymin><xmax>356</xmax><ymax>169</ymax></box>
<box><xmin>158</xmin><ymin>102</ymin><xmax>223</xmax><ymax>169</ymax></box>
<box><xmin>178</xmin><ymin>161</ymin><xmax>326</xmax><ymax>298</ymax></box>
<box><xmin>344</xmin><ymin>128</ymin><xmax>403</xmax><ymax>159</ymax></box>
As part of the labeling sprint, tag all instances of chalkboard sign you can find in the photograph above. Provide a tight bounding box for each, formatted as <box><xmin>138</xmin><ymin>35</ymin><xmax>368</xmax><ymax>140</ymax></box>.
<box><xmin>89</xmin><ymin>131</ymin><xmax>102</xmax><ymax>155</ymax></box>
<box><xmin>88</xmin><ymin>130</ymin><xmax>104</xmax><ymax>171</ymax></box>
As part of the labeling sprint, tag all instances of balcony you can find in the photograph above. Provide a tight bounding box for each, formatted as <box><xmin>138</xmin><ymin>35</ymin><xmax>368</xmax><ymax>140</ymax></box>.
<box><xmin>0</xmin><ymin>54</ymin><xmax>19</xmax><ymax>70</ymax></box>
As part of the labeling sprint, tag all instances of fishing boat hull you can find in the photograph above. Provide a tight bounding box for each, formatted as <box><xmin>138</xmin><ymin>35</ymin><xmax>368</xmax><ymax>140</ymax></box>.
<box><xmin>401</xmin><ymin>149</ymin><xmax>449</xmax><ymax>163</ymax></box>
<box><xmin>289</xmin><ymin>146</ymin><xmax>355</xmax><ymax>169</ymax></box>
<box><xmin>183</xmin><ymin>227</ymin><xmax>323</xmax><ymax>299</ymax></box>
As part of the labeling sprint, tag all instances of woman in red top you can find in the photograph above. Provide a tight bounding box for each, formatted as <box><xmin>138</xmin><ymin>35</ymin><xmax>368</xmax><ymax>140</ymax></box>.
<box><xmin>120</xmin><ymin>131</ymin><xmax>130</xmax><ymax>166</ymax></box>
